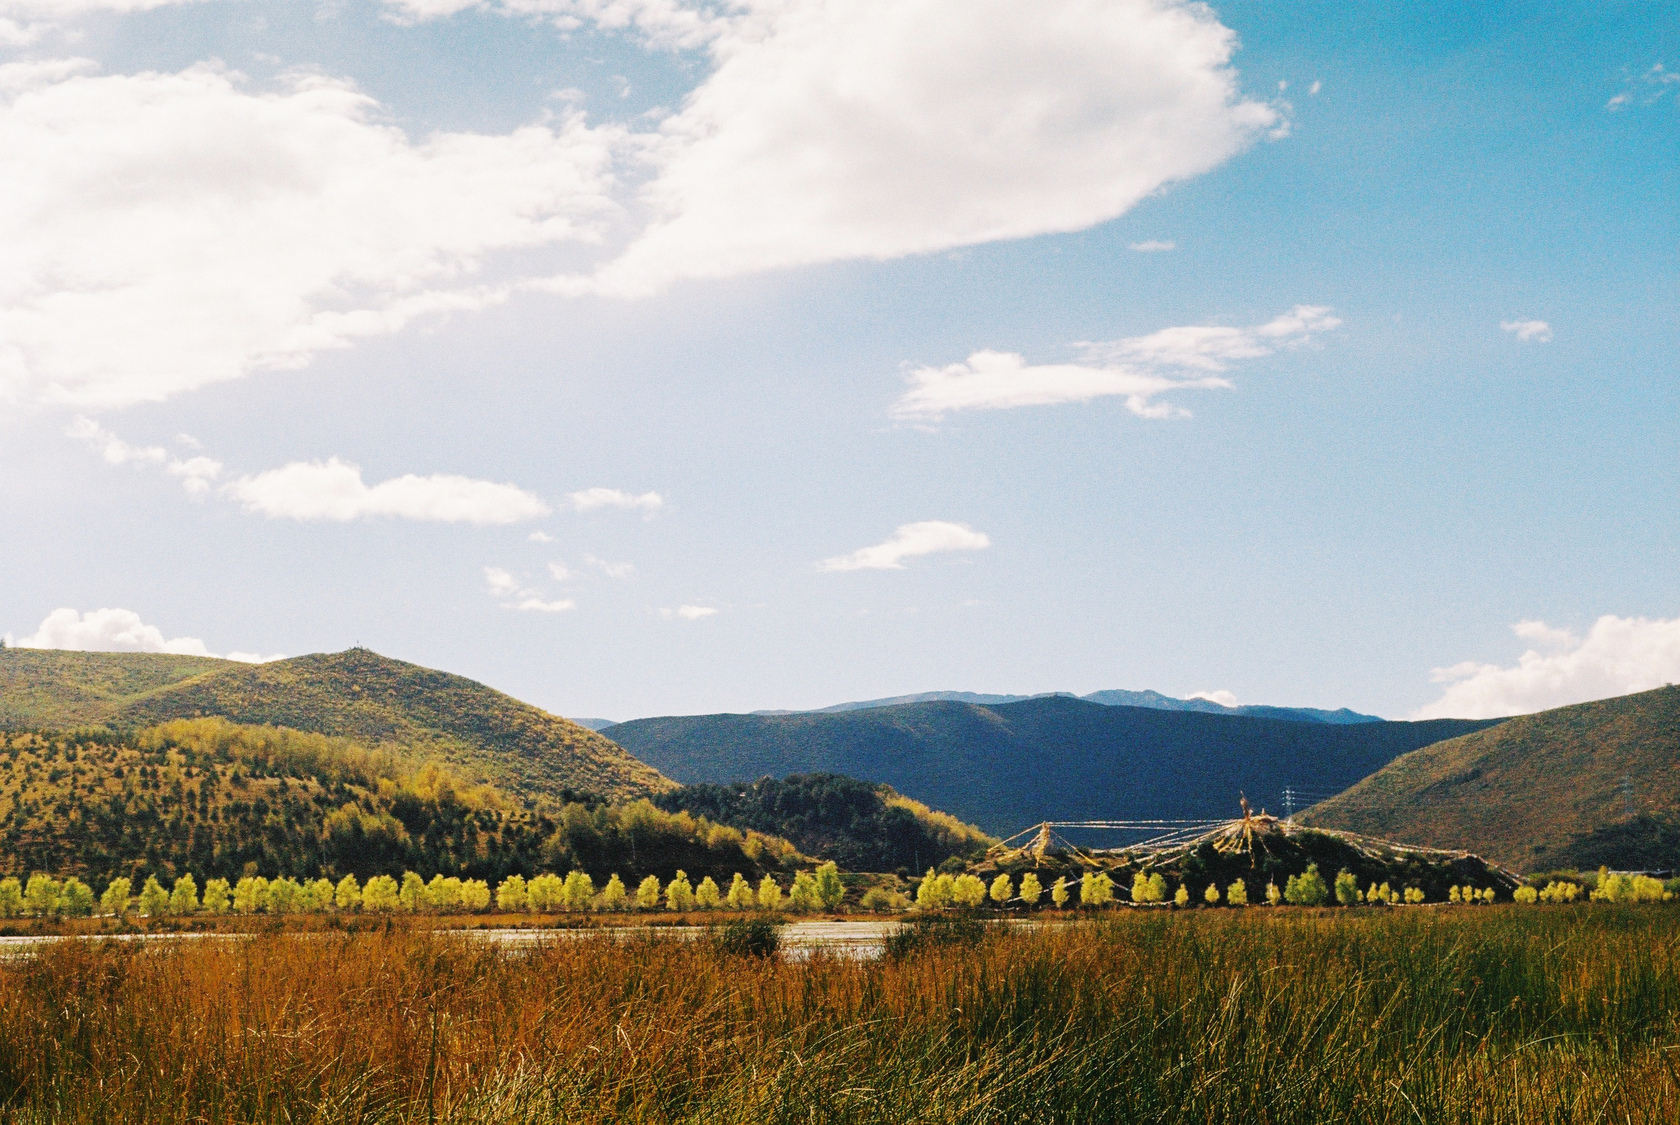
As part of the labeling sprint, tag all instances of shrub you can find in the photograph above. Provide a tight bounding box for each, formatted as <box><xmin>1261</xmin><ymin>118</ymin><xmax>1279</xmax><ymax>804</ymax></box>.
<box><xmin>990</xmin><ymin>874</ymin><xmax>1013</xmax><ymax>905</ymax></box>
<box><xmin>334</xmin><ymin>875</ymin><xmax>362</xmax><ymax>912</ymax></box>
<box><xmin>695</xmin><ymin>876</ymin><xmax>722</xmax><ymax>910</ymax></box>
<box><xmin>859</xmin><ymin>886</ymin><xmax>909</xmax><ymax>911</ymax></box>
<box><xmin>1404</xmin><ymin>886</ymin><xmax>1425</xmax><ymax>904</ymax></box>
<box><xmin>756</xmin><ymin>875</ymin><xmax>783</xmax><ymax>911</ymax></box>
<box><xmin>915</xmin><ymin>870</ymin><xmax>954</xmax><ymax>909</ymax></box>
<box><xmin>170</xmin><ymin>874</ymin><xmax>198</xmax><ymax>915</ymax></box>
<box><xmin>398</xmin><ymin>872</ymin><xmax>428</xmax><ymax>913</ymax></box>
<box><xmin>1226</xmin><ymin>880</ymin><xmax>1247</xmax><ymax>906</ymax></box>
<box><xmin>527</xmin><ymin>873</ymin><xmax>564</xmax><ymax>912</ymax></box>
<box><xmin>99</xmin><ymin>877</ymin><xmax>131</xmax><ymax>918</ymax></box>
<box><xmin>600</xmin><ymin>874</ymin><xmax>628</xmax><ymax>911</ymax></box>
<box><xmin>1514</xmin><ymin>885</ymin><xmax>1539</xmax><ymax>904</ymax></box>
<box><xmin>1019</xmin><ymin>872</ymin><xmax>1043</xmax><ymax>905</ymax></box>
<box><xmin>61</xmin><ymin>878</ymin><xmax>94</xmax><ymax>917</ymax></box>
<box><xmin>1284</xmin><ymin>865</ymin><xmax>1328</xmax><ymax>906</ymax></box>
<box><xmin>636</xmin><ymin>876</ymin><xmax>663</xmax><ymax>911</ymax></box>
<box><xmin>202</xmin><ymin>877</ymin><xmax>230</xmax><ymax>914</ymax></box>
<box><xmin>815</xmin><ymin>862</ymin><xmax>846</xmax><ymax>910</ymax></box>
<box><xmin>362</xmin><ymin>875</ymin><xmax>400</xmax><ymax>912</ymax></box>
<box><xmin>1204</xmin><ymin>883</ymin><xmax>1220</xmax><ymax>905</ymax></box>
<box><xmin>713</xmin><ymin>916</ymin><xmax>781</xmax><ymax>958</ymax></box>
<box><xmin>725</xmin><ymin>873</ymin><xmax>755</xmax><ymax>909</ymax></box>
<box><xmin>496</xmin><ymin>875</ymin><xmax>528</xmax><ymax>913</ymax></box>
<box><xmin>666</xmin><ymin>871</ymin><xmax>696</xmax><ymax>912</ymax></box>
<box><xmin>24</xmin><ymin>874</ymin><xmax>62</xmax><ymax>917</ymax></box>
<box><xmin>138</xmin><ymin>876</ymin><xmax>170</xmax><ymax>918</ymax></box>
<box><xmin>1540</xmin><ymin>880</ymin><xmax>1580</xmax><ymax>903</ymax></box>
<box><xmin>788</xmin><ymin>871</ymin><xmax>821</xmax><ymax>912</ymax></box>
<box><xmin>952</xmin><ymin>874</ymin><xmax>988</xmax><ymax>909</ymax></box>
<box><xmin>884</xmin><ymin>912</ymin><xmax>985</xmax><ymax>960</ymax></box>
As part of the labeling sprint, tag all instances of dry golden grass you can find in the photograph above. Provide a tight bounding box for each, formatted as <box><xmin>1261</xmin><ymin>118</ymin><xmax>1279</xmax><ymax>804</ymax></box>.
<box><xmin>0</xmin><ymin>907</ymin><xmax>1676</xmax><ymax>1123</ymax></box>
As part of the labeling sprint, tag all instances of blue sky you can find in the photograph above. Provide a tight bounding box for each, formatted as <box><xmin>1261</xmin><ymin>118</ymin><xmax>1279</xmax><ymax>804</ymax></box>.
<box><xmin>2</xmin><ymin>0</ymin><xmax>1675</xmax><ymax>722</ymax></box>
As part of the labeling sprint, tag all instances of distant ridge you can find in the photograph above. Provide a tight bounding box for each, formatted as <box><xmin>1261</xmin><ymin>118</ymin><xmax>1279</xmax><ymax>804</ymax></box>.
<box><xmin>748</xmin><ymin>687</ymin><xmax>1380</xmax><ymax>725</ymax></box>
<box><xmin>1303</xmin><ymin>686</ymin><xmax>1680</xmax><ymax>871</ymax></box>
<box><xmin>607</xmin><ymin>696</ymin><xmax>1494</xmax><ymax>836</ymax></box>
<box><xmin>0</xmin><ymin>647</ymin><xmax>672</xmax><ymax>802</ymax></box>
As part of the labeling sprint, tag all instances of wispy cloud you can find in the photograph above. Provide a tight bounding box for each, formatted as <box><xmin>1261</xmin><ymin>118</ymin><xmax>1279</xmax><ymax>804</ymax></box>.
<box><xmin>226</xmin><ymin>458</ymin><xmax>549</xmax><ymax>523</ymax></box>
<box><xmin>1607</xmin><ymin>63</ymin><xmax>1679</xmax><ymax>109</ymax></box>
<box><xmin>1129</xmin><ymin>239</ymin><xmax>1176</xmax><ymax>252</ymax></box>
<box><xmin>569</xmin><ymin>487</ymin><xmax>664</xmax><ymax>514</ymax></box>
<box><xmin>660</xmin><ymin>604</ymin><xmax>719</xmax><ymax>621</ymax></box>
<box><xmin>67</xmin><ymin>416</ymin><xmax>222</xmax><ymax>497</ymax></box>
<box><xmin>585</xmin><ymin>554</ymin><xmax>635</xmax><ymax>579</ymax></box>
<box><xmin>484</xmin><ymin>566</ymin><xmax>575</xmax><ymax>613</ymax></box>
<box><xmin>1413</xmin><ymin>614</ymin><xmax>1680</xmax><ymax>720</ymax></box>
<box><xmin>819</xmin><ymin>521</ymin><xmax>990</xmax><ymax>572</ymax></box>
<box><xmin>892</xmin><ymin>305</ymin><xmax>1339</xmax><ymax>422</ymax></box>
<box><xmin>7</xmin><ymin>607</ymin><xmax>282</xmax><ymax>662</ymax></box>
<box><xmin>1500</xmin><ymin>319</ymin><xmax>1552</xmax><ymax>343</ymax></box>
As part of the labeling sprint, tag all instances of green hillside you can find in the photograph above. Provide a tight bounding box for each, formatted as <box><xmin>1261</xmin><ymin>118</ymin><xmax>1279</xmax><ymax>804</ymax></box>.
<box><xmin>0</xmin><ymin>648</ymin><xmax>672</xmax><ymax>803</ymax></box>
<box><xmin>606</xmin><ymin>697</ymin><xmax>1498</xmax><ymax>837</ymax></box>
<box><xmin>0</xmin><ymin>649</ymin><xmax>225</xmax><ymax>729</ymax></box>
<box><xmin>0</xmin><ymin>719</ymin><xmax>796</xmax><ymax>886</ymax></box>
<box><xmin>1302</xmin><ymin>686</ymin><xmax>1680</xmax><ymax>871</ymax></box>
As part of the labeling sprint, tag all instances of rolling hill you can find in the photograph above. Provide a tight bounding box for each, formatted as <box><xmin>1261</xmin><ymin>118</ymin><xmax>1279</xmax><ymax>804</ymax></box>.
<box><xmin>1302</xmin><ymin>686</ymin><xmax>1680</xmax><ymax>871</ymax></box>
<box><xmin>605</xmin><ymin>697</ymin><xmax>1497</xmax><ymax>837</ymax></box>
<box><xmin>0</xmin><ymin>718</ymin><xmax>795</xmax><ymax>886</ymax></box>
<box><xmin>0</xmin><ymin>648</ymin><xmax>672</xmax><ymax>803</ymax></box>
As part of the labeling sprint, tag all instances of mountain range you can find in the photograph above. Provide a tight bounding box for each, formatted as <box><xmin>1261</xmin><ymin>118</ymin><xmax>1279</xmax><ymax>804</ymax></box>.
<box><xmin>743</xmin><ymin>688</ymin><xmax>1379</xmax><ymax>726</ymax></box>
<box><xmin>604</xmin><ymin>697</ymin><xmax>1495</xmax><ymax>837</ymax></box>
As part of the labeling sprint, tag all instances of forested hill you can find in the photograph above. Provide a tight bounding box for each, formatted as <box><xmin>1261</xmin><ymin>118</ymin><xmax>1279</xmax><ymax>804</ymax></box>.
<box><xmin>605</xmin><ymin>697</ymin><xmax>1499</xmax><ymax>837</ymax></box>
<box><xmin>1303</xmin><ymin>686</ymin><xmax>1680</xmax><ymax>872</ymax></box>
<box><xmin>0</xmin><ymin>719</ymin><xmax>796</xmax><ymax>887</ymax></box>
<box><xmin>0</xmin><ymin>648</ymin><xmax>671</xmax><ymax>803</ymax></box>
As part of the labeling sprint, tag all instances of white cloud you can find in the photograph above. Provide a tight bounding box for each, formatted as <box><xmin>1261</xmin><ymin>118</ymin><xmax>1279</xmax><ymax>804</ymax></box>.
<box><xmin>819</xmin><ymin>520</ymin><xmax>990</xmax><ymax>571</ymax></box>
<box><xmin>568</xmin><ymin>487</ymin><xmax>664</xmax><ymax>513</ymax></box>
<box><xmin>383</xmin><ymin>0</ymin><xmax>730</xmax><ymax>49</ymax></box>
<box><xmin>1607</xmin><ymin>63</ymin><xmax>1679</xmax><ymax>110</ymax></box>
<box><xmin>1413</xmin><ymin>614</ymin><xmax>1680</xmax><ymax>720</ymax></box>
<box><xmin>583</xmin><ymin>0</ymin><xmax>1279</xmax><ymax>295</ymax></box>
<box><xmin>1500</xmin><ymin>319</ymin><xmax>1552</xmax><ymax>343</ymax></box>
<box><xmin>528</xmin><ymin>530</ymin><xmax>555</xmax><ymax>542</ymax></box>
<box><xmin>484</xmin><ymin>565</ymin><xmax>575</xmax><ymax>612</ymax></box>
<box><xmin>11</xmin><ymin>606</ymin><xmax>282</xmax><ymax>661</ymax></box>
<box><xmin>1129</xmin><ymin>239</ymin><xmax>1176</xmax><ymax>252</ymax></box>
<box><xmin>0</xmin><ymin>62</ymin><xmax>620</xmax><ymax>408</ymax></box>
<box><xmin>1189</xmin><ymin>689</ymin><xmax>1238</xmax><ymax>708</ymax></box>
<box><xmin>66</xmin><ymin>415</ymin><xmax>223</xmax><ymax>496</ymax></box>
<box><xmin>1308</xmin><ymin>80</ymin><xmax>1321</xmax><ymax>95</ymax></box>
<box><xmin>484</xmin><ymin>566</ymin><xmax>522</xmax><ymax>597</ymax></box>
<box><xmin>547</xmin><ymin>561</ymin><xmax>574</xmax><ymax>581</ymax></box>
<box><xmin>893</xmin><ymin>305</ymin><xmax>1338</xmax><ymax>422</ymax></box>
<box><xmin>514</xmin><ymin>596</ymin><xmax>576</xmax><ymax>613</ymax></box>
<box><xmin>225</xmin><ymin>458</ymin><xmax>549</xmax><ymax>523</ymax></box>
<box><xmin>584</xmin><ymin>554</ymin><xmax>635</xmax><ymax>579</ymax></box>
<box><xmin>660</xmin><ymin>604</ymin><xmax>718</xmax><ymax>620</ymax></box>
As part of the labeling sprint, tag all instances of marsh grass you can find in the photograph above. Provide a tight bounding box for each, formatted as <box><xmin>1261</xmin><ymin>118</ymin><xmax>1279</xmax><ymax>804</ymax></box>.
<box><xmin>0</xmin><ymin>908</ymin><xmax>1676</xmax><ymax>1123</ymax></box>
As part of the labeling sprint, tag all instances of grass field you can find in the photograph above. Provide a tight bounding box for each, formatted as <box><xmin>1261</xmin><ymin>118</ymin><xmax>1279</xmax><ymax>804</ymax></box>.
<box><xmin>0</xmin><ymin>907</ymin><xmax>1675</xmax><ymax>1123</ymax></box>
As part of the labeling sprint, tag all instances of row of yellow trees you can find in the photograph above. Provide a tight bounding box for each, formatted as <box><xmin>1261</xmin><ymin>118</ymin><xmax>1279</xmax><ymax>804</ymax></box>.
<box><xmin>0</xmin><ymin>863</ymin><xmax>851</xmax><ymax>919</ymax></box>
<box><xmin>924</xmin><ymin>866</ymin><xmax>1672</xmax><ymax>910</ymax></box>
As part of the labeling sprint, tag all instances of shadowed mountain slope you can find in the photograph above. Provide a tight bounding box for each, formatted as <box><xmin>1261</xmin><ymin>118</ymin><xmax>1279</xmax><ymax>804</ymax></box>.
<box><xmin>606</xmin><ymin>697</ymin><xmax>1495</xmax><ymax>837</ymax></box>
<box><xmin>0</xmin><ymin>648</ymin><xmax>672</xmax><ymax>802</ymax></box>
<box><xmin>1302</xmin><ymin>686</ymin><xmax>1680</xmax><ymax>871</ymax></box>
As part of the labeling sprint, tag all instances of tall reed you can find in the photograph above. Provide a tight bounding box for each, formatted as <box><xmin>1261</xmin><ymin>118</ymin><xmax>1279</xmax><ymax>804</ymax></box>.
<box><xmin>0</xmin><ymin>907</ymin><xmax>1674</xmax><ymax>1123</ymax></box>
